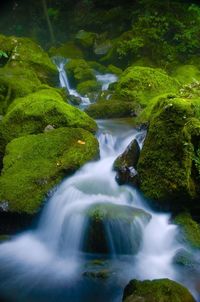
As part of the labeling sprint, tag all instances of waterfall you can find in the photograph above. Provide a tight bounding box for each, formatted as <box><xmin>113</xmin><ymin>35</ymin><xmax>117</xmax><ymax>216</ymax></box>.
<box><xmin>0</xmin><ymin>62</ymin><xmax>198</xmax><ymax>302</ymax></box>
<box><xmin>53</xmin><ymin>56</ymin><xmax>91</xmax><ymax>107</ymax></box>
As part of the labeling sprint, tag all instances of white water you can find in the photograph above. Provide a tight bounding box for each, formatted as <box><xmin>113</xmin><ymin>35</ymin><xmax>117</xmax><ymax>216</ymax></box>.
<box><xmin>53</xmin><ymin>57</ymin><xmax>118</xmax><ymax>107</ymax></box>
<box><xmin>0</xmin><ymin>62</ymin><xmax>198</xmax><ymax>301</ymax></box>
<box><xmin>53</xmin><ymin>56</ymin><xmax>91</xmax><ymax>107</ymax></box>
<box><xmin>96</xmin><ymin>73</ymin><xmax>118</xmax><ymax>90</ymax></box>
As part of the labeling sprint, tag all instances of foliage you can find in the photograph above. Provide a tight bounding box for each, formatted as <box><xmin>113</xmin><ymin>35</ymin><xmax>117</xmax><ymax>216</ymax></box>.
<box><xmin>0</xmin><ymin>50</ymin><xmax>8</xmax><ymax>59</ymax></box>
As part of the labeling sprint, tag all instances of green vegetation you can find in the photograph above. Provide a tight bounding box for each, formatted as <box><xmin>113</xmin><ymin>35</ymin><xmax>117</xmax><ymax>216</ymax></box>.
<box><xmin>85</xmin><ymin>99</ymin><xmax>136</xmax><ymax>119</ymax></box>
<box><xmin>123</xmin><ymin>279</ymin><xmax>195</xmax><ymax>302</ymax></box>
<box><xmin>137</xmin><ymin>97</ymin><xmax>199</xmax><ymax>208</ymax></box>
<box><xmin>0</xmin><ymin>66</ymin><xmax>41</xmax><ymax>114</ymax></box>
<box><xmin>1</xmin><ymin>88</ymin><xmax>97</xmax><ymax>144</ymax></box>
<box><xmin>0</xmin><ymin>127</ymin><xmax>99</xmax><ymax>214</ymax></box>
<box><xmin>65</xmin><ymin>58</ymin><xmax>96</xmax><ymax>86</ymax></box>
<box><xmin>116</xmin><ymin>66</ymin><xmax>180</xmax><ymax>107</ymax></box>
<box><xmin>174</xmin><ymin>213</ymin><xmax>200</xmax><ymax>249</ymax></box>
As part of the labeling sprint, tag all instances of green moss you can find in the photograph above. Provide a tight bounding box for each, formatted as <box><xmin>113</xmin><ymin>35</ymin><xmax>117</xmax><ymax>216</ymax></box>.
<box><xmin>86</xmin><ymin>203</ymin><xmax>151</xmax><ymax>222</ymax></box>
<box><xmin>0</xmin><ymin>35</ymin><xmax>57</xmax><ymax>84</ymax></box>
<box><xmin>107</xmin><ymin>64</ymin><xmax>123</xmax><ymax>75</ymax></box>
<box><xmin>1</xmin><ymin>88</ymin><xmax>97</xmax><ymax>143</ymax></box>
<box><xmin>88</xmin><ymin>61</ymin><xmax>108</xmax><ymax>74</ymax></box>
<box><xmin>83</xmin><ymin>203</ymin><xmax>151</xmax><ymax>254</ymax></box>
<box><xmin>172</xmin><ymin>65</ymin><xmax>200</xmax><ymax>85</ymax></box>
<box><xmin>85</xmin><ymin>99</ymin><xmax>136</xmax><ymax>119</ymax></box>
<box><xmin>77</xmin><ymin>80</ymin><xmax>101</xmax><ymax>96</ymax></box>
<box><xmin>65</xmin><ymin>59</ymin><xmax>96</xmax><ymax>86</ymax></box>
<box><xmin>49</xmin><ymin>42</ymin><xmax>84</xmax><ymax>59</ymax></box>
<box><xmin>138</xmin><ymin>97</ymin><xmax>198</xmax><ymax>208</ymax></box>
<box><xmin>123</xmin><ymin>279</ymin><xmax>195</xmax><ymax>302</ymax></box>
<box><xmin>116</xmin><ymin>66</ymin><xmax>180</xmax><ymax>107</ymax></box>
<box><xmin>75</xmin><ymin>30</ymin><xmax>97</xmax><ymax>49</ymax></box>
<box><xmin>0</xmin><ymin>65</ymin><xmax>41</xmax><ymax>114</ymax></box>
<box><xmin>174</xmin><ymin>213</ymin><xmax>200</xmax><ymax>249</ymax></box>
<box><xmin>0</xmin><ymin>127</ymin><xmax>99</xmax><ymax>214</ymax></box>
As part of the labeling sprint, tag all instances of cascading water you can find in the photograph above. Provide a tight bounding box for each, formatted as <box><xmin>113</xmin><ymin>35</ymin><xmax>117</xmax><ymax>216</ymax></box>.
<box><xmin>53</xmin><ymin>56</ymin><xmax>91</xmax><ymax>107</ymax></box>
<box><xmin>0</xmin><ymin>61</ymin><xmax>199</xmax><ymax>302</ymax></box>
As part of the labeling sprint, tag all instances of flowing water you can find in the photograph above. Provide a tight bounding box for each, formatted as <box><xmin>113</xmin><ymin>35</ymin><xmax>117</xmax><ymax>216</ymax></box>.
<box><xmin>0</xmin><ymin>60</ymin><xmax>199</xmax><ymax>302</ymax></box>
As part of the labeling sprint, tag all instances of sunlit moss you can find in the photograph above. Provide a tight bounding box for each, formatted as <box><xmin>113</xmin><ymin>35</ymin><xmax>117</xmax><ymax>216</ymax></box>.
<box><xmin>0</xmin><ymin>127</ymin><xmax>99</xmax><ymax>214</ymax></box>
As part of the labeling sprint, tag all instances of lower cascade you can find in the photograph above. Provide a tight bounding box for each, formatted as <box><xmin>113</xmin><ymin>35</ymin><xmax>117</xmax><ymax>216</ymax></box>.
<box><xmin>0</xmin><ymin>119</ymin><xmax>197</xmax><ymax>301</ymax></box>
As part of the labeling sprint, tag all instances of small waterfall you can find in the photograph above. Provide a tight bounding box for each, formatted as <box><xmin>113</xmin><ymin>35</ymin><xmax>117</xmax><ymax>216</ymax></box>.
<box><xmin>96</xmin><ymin>73</ymin><xmax>118</xmax><ymax>91</ymax></box>
<box><xmin>53</xmin><ymin>56</ymin><xmax>90</xmax><ymax>107</ymax></box>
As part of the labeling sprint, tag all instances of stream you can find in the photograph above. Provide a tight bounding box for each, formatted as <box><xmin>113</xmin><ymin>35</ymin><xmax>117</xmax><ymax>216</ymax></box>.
<box><xmin>0</xmin><ymin>58</ymin><xmax>198</xmax><ymax>302</ymax></box>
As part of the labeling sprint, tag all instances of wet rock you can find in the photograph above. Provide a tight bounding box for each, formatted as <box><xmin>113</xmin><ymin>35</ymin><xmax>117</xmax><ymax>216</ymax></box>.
<box><xmin>114</xmin><ymin>139</ymin><xmax>140</xmax><ymax>186</ymax></box>
<box><xmin>123</xmin><ymin>279</ymin><xmax>196</xmax><ymax>302</ymax></box>
<box><xmin>82</xmin><ymin>202</ymin><xmax>151</xmax><ymax>255</ymax></box>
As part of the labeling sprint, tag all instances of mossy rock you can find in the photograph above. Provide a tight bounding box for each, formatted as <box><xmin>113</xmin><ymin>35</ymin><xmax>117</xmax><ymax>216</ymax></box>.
<box><xmin>138</xmin><ymin>97</ymin><xmax>200</xmax><ymax>210</ymax></box>
<box><xmin>49</xmin><ymin>42</ymin><xmax>84</xmax><ymax>59</ymax></box>
<box><xmin>0</xmin><ymin>35</ymin><xmax>57</xmax><ymax>84</ymax></box>
<box><xmin>174</xmin><ymin>213</ymin><xmax>200</xmax><ymax>249</ymax></box>
<box><xmin>123</xmin><ymin>279</ymin><xmax>195</xmax><ymax>302</ymax></box>
<box><xmin>85</xmin><ymin>99</ymin><xmax>136</xmax><ymax>119</ymax></box>
<box><xmin>75</xmin><ymin>30</ymin><xmax>97</xmax><ymax>49</ymax></box>
<box><xmin>83</xmin><ymin>203</ymin><xmax>151</xmax><ymax>254</ymax></box>
<box><xmin>107</xmin><ymin>64</ymin><xmax>123</xmax><ymax>75</ymax></box>
<box><xmin>94</xmin><ymin>39</ymin><xmax>113</xmax><ymax>56</ymax></box>
<box><xmin>0</xmin><ymin>127</ymin><xmax>99</xmax><ymax>214</ymax></box>
<box><xmin>0</xmin><ymin>65</ymin><xmax>41</xmax><ymax>114</ymax></box>
<box><xmin>77</xmin><ymin>80</ymin><xmax>101</xmax><ymax>96</ymax></box>
<box><xmin>116</xmin><ymin>66</ymin><xmax>180</xmax><ymax>108</ymax></box>
<box><xmin>173</xmin><ymin>248</ymin><xmax>199</xmax><ymax>268</ymax></box>
<box><xmin>88</xmin><ymin>61</ymin><xmax>108</xmax><ymax>74</ymax></box>
<box><xmin>1</xmin><ymin>88</ymin><xmax>97</xmax><ymax>143</ymax></box>
<box><xmin>65</xmin><ymin>59</ymin><xmax>96</xmax><ymax>87</ymax></box>
<box><xmin>172</xmin><ymin>65</ymin><xmax>200</xmax><ymax>85</ymax></box>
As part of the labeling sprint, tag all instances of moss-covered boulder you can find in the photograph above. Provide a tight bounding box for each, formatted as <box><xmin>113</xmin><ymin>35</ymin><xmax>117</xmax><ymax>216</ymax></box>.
<box><xmin>83</xmin><ymin>203</ymin><xmax>151</xmax><ymax>254</ymax></box>
<box><xmin>174</xmin><ymin>213</ymin><xmax>200</xmax><ymax>249</ymax></box>
<box><xmin>0</xmin><ymin>127</ymin><xmax>99</xmax><ymax>214</ymax></box>
<box><xmin>49</xmin><ymin>42</ymin><xmax>84</xmax><ymax>59</ymax></box>
<box><xmin>114</xmin><ymin>139</ymin><xmax>140</xmax><ymax>185</ymax></box>
<box><xmin>1</xmin><ymin>88</ymin><xmax>97</xmax><ymax>143</ymax></box>
<box><xmin>172</xmin><ymin>65</ymin><xmax>200</xmax><ymax>85</ymax></box>
<box><xmin>0</xmin><ymin>35</ymin><xmax>57</xmax><ymax>84</ymax></box>
<box><xmin>137</xmin><ymin>97</ymin><xmax>200</xmax><ymax>210</ymax></box>
<box><xmin>77</xmin><ymin>80</ymin><xmax>101</xmax><ymax>96</ymax></box>
<box><xmin>0</xmin><ymin>65</ymin><xmax>41</xmax><ymax>114</ymax></box>
<box><xmin>85</xmin><ymin>99</ymin><xmax>136</xmax><ymax>119</ymax></box>
<box><xmin>75</xmin><ymin>30</ymin><xmax>97</xmax><ymax>49</ymax></box>
<box><xmin>123</xmin><ymin>279</ymin><xmax>195</xmax><ymax>302</ymax></box>
<box><xmin>116</xmin><ymin>66</ymin><xmax>180</xmax><ymax>108</ymax></box>
<box><xmin>65</xmin><ymin>58</ymin><xmax>96</xmax><ymax>87</ymax></box>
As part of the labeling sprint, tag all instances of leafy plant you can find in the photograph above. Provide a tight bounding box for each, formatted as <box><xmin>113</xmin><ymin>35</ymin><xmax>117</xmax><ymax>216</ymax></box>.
<box><xmin>0</xmin><ymin>50</ymin><xmax>8</xmax><ymax>59</ymax></box>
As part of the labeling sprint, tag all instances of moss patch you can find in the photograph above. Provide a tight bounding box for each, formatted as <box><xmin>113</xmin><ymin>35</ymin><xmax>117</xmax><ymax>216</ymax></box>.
<box><xmin>85</xmin><ymin>99</ymin><xmax>136</xmax><ymax>119</ymax></box>
<box><xmin>65</xmin><ymin>58</ymin><xmax>96</xmax><ymax>86</ymax></box>
<box><xmin>123</xmin><ymin>279</ymin><xmax>195</xmax><ymax>302</ymax></box>
<box><xmin>116</xmin><ymin>66</ymin><xmax>180</xmax><ymax>107</ymax></box>
<box><xmin>0</xmin><ymin>35</ymin><xmax>57</xmax><ymax>84</ymax></box>
<box><xmin>172</xmin><ymin>65</ymin><xmax>200</xmax><ymax>85</ymax></box>
<box><xmin>1</xmin><ymin>88</ymin><xmax>97</xmax><ymax>143</ymax></box>
<box><xmin>0</xmin><ymin>65</ymin><xmax>41</xmax><ymax>114</ymax></box>
<box><xmin>0</xmin><ymin>127</ymin><xmax>99</xmax><ymax>214</ymax></box>
<box><xmin>174</xmin><ymin>212</ymin><xmax>200</xmax><ymax>249</ymax></box>
<box><xmin>77</xmin><ymin>80</ymin><xmax>101</xmax><ymax>96</ymax></box>
<box><xmin>138</xmin><ymin>97</ymin><xmax>199</xmax><ymax>209</ymax></box>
